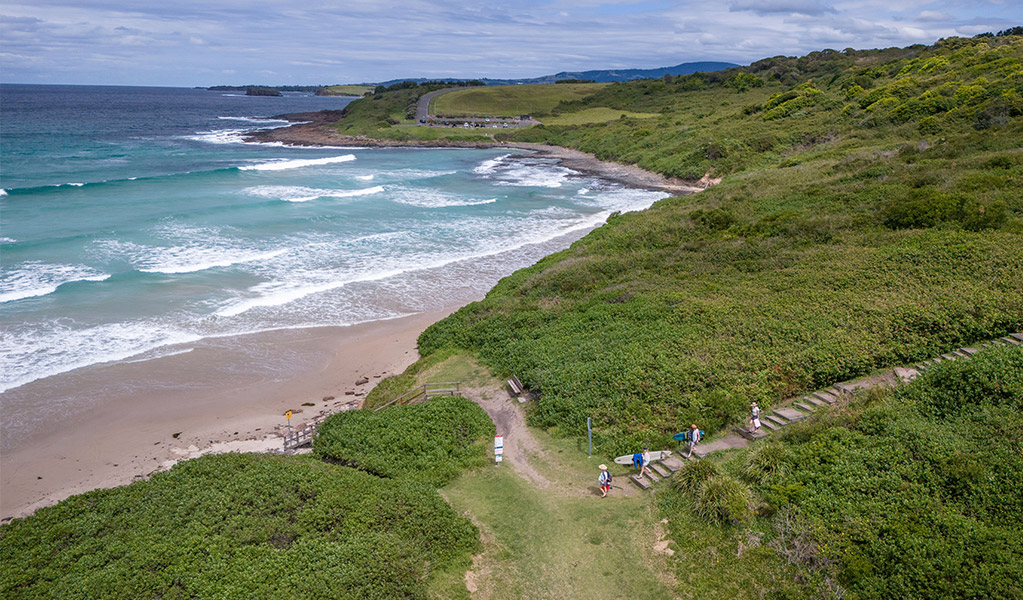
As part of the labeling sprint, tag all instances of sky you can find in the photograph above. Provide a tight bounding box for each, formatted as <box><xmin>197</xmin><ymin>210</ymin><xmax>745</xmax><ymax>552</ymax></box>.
<box><xmin>1</xmin><ymin>1</ymin><xmax>1020</xmax><ymax>87</ymax></box>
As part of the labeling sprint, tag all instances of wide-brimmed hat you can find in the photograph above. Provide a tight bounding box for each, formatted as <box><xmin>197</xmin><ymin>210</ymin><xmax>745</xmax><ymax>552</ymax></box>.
<box><xmin>599</xmin><ymin>464</ymin><xmax>608</xmax><ymax>470</ymax></box>
<box><xmin>691</xmin><ymin>424</ymin><xmax>698</xmax><ymax>428</ymax></box>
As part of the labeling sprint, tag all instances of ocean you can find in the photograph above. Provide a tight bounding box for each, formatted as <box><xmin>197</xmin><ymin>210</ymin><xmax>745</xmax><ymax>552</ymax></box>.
<box><xmin>0</xmin><ymin>84</ymin><xmax>666</xmax><ymax>447</ymax></box>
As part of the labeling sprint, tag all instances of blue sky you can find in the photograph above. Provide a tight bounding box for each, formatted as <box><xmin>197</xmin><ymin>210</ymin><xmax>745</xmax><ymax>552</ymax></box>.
<box><xmin>1</xmin><ymin>1</ymin><xmax>1019</xmax><ymax>86</ymax></box>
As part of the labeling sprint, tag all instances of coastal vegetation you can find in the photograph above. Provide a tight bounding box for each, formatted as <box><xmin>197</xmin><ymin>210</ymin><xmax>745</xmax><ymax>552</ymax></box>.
<box><xmin>318</xmin><ymin>84</ymin><xmax>374</xmax><ymax>96</ymax></box>
<box><xmin>4</xmin><ymin>30</ymin><xmax>1023</xmax><ymax>599</ymax></box>
<box><xmin>0</xmin><ymin>398</ymin><xmax>493</xmax><ymax>599</ymax></box>
<box><xmin>659</xmin><ymin>344</ymin><xmax>1023</xmax><ymax>598</ymax></box>
<box><xmin>415</xmin><ymin>31</ymin><xmax>1023</xmax><ymax>455</ymax></box>
<box><xmin>430</xmin><ymin>83</ymin><xmax>606</xmax><ymax>117</ymax></box>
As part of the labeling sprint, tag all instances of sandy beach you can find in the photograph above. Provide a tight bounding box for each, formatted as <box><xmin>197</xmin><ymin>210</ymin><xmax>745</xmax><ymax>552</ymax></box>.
<box><xmin>1</xmin><ymin>306</ymin><xmax>459</xmax><ymax>521</ymax></box>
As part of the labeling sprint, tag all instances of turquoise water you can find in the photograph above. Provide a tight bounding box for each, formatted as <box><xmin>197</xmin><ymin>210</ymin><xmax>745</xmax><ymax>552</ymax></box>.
<box><xmin>0</xmin><ymin>85</ymin><xmax>666</xmax><ymax>396</ymax></box>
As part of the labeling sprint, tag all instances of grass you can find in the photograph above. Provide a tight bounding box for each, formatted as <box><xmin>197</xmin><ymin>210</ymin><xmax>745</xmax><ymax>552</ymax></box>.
<box><xmin>320</xmin><ymin>84</ymin><xmax>373</xmax><ymax>96</ymax></box>
<box><xmin>440</xmin><ymin>428</ymin><xmax>676</xmax><ymax>600</ymax></box>
<box><xmin>544</xmin><ymin>107</ymin><xmax>660</xmax><ymax>126</ymax></box>
<box><xmin>431</xmin><ymin>83</ymin><xmax>607</xmax><ymax>117</ymax></box>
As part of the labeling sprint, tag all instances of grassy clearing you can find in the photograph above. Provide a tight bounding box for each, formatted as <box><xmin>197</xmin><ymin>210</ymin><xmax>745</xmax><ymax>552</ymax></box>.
<box><xmin>432</xmin><ymin>84</ymin><xmax>607</xmax><ymax>117</ymax></box>
<box><xmin>441</xmin><ymin>429</ymin><xmax>676</xmax><ymax>600</ymax></box>
<box><xmin>320</xmin><ymin>84</ymin><xmax>373</xmax><ymax>96</ymax></box>
<box><xmin>544</xmin><ymin>107</ymin><xmax>660</xmax><ymax>126</ymax></box>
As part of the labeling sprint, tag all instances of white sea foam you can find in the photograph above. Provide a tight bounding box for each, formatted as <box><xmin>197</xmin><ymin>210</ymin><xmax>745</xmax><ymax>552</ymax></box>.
<box><xmin>186</xmin><ymin>128</ymin><xmax>250</xmax><ymax>145</ymax></box>
<box><xmin>238</xmin><ymin>154</ymin><xmax>357</xmax><ymax>171</ymax></box>
<box><xmin>0</xmin><ymin>189</ymin><xmax>7</xmax><ymax>196</ymax></box>
<box><xmin>0</xmin><ymin>262</ymin><xmax>111</xmax><ymax>303</ymax></box>
<box><xmin>122</xmin><ymin>346</ymin><xmax>195</xmax><ymax>364</ymax></box>
<box><xmin>137</xmin><ymin>247</ymin><xmax>289</xmax><ymax>274</ymax></box>
<box><xmin>244</xmin><ymin>184</ymin><xmax>384</xmax><ymax>202</ymax></box>
<box><xmin>355</xmin><ymin>174</ymin><xmax>375</xmax><ymax>181</ymax></box>
<box><xmin>0</xmin><ymin>320</ymin><xmax>202</xmax><ymax>393</ymax></box>
<box><xmin>473</xmin><ymin>154</ymin><xmax>511</xmax><ymax>174</ymax></box>
<box><xmin>0</xmin><ymin>237</ymin><xmax>15</xmax><ymax>244</ymax></box>
<box><xmin>217</xmin><ymin>116</ymin><xmax>291</xmax><ymax>125</ymax></box>
<box><xmin>389</xmin><ymin>187</ymin><xmax>498</xmax><ymax>208</ymax></box>
<box><xmin>493</xmin><ymin>163</ymin><xmax>573</xmax><ymax>188</ymax></box>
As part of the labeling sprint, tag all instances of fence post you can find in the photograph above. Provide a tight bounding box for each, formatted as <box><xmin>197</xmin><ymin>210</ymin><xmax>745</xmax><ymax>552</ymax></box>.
<box><xmin>587</xmin><ymin>417</ymin><xmax>592</xmax><ymax>457</ymax></box>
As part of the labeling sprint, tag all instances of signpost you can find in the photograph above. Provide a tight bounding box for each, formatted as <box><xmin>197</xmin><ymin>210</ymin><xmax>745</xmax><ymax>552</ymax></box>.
<box><xmin>494</xmin><ymin>435</ymin><xmax>504</xmax><ymax>464</ymax></box>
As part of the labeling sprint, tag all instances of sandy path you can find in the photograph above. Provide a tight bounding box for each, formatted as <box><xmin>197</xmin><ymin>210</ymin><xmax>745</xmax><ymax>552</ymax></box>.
<box><xmin>462</xmin><ymin>385</ymin><xmax>550</xmax><ymax>488</ymax></box>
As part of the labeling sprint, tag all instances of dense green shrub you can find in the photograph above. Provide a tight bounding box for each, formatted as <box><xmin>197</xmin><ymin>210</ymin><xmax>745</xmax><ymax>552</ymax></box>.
<box><xmin>740</xmin><ymin>442</ymin><xmax>791</xmax><ymax>484</ymax></box>
<box><xmin>670</xmin><ymin>458</ymin><xmax>721</xmax><ymax>494</ymax></box>
<box><xmin>0</xmin><ymin>453</ymin><xmax>480</xmax><ymax>599</ymax></box>
<box><xmin>693</xmin><ymin>474</ymin><xmax>754</xmax><ymax>525</ymax></box>
<box><xmin>315</xmin><ymin>396</ymin><xmax>494</xmax><ymax>486</ymax></box>
<box><xmin>747</xmin><ymin>345</ymin><xmax>1023</xmax><ymax>598</ymax></box>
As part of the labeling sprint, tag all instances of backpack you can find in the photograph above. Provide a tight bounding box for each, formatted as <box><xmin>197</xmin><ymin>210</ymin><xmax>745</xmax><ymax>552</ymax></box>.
<box><xmin>632</xmin><ymin>453</ymin><xmax>643</xmax><ymax>468</ymax></box>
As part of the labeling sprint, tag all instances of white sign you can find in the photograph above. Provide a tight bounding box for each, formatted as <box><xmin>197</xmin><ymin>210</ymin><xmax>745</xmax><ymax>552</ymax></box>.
<box><xmin>494</xmin><ymin>435</ymin><xmax>504</xmax><ymax>463</ymax></box>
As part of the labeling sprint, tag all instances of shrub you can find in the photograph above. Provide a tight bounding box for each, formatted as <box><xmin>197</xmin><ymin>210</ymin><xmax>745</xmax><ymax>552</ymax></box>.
<box><xmin>671</xmin><ymin>459</ymin><xmax>721</xmax><ymax>495</ymax></box>
<box><xmin>314</xmin><ymin>396</ymin><xmax>494</xmax><ymax>486</ymax></box>
<box><xmin>741</xmin><ymin>442</ymin><xmax>791</xmax><ymax>484</ymax></box>
<box><xmin>694</xmin><ymin>474</ymin><xmax>754</xmax><ymax>524</ymax></box>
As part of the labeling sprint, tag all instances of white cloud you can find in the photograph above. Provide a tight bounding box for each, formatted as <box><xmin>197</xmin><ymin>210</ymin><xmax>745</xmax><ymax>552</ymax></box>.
<box><xmin>0</xmin><ymin>0</ymin><xmax>1015</xmax><ymax>86</ymax></box>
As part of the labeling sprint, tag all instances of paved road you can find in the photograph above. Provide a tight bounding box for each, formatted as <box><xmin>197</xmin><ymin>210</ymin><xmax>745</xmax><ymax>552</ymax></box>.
<box><xmin>415</xmin><ymin>87</ymin><xmax>467</xmax><ymax>122</ymax></box>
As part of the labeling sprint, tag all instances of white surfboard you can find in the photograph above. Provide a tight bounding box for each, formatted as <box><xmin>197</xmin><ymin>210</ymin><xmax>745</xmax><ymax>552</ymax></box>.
<box><xmin>613</xmin><ymin>450</ymin><xmax>672</xmax><ymax>465</ymax></box>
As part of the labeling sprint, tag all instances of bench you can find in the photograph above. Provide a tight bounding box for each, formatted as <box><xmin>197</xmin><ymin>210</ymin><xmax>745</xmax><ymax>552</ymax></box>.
<box><xmin>507</xmin><ymin>375</ymin><xmax>526</xmax><ymax>396</ymax></box>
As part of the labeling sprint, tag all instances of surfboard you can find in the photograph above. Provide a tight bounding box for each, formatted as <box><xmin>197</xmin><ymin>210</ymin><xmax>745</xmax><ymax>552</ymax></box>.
<box><xmin>613</xmin><ymin>450</ymin><xmax>672</xmax><ymax>465</ymax></box>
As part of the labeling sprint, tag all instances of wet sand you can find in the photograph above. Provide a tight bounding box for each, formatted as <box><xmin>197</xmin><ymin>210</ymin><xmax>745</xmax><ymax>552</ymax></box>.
<box><xmin>0</xmin><ymin>307</ymin><xmax>459</xmax><ymax>521</ymax></box>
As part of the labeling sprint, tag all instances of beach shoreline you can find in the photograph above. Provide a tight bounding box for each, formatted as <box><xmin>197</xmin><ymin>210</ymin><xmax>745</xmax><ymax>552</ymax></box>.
<box><xmin>246</xmin><ymin>111</ymin><xmax>711</xmax><ymax>194</ymax></box>
<box><xmin>0</xmin><ymin>307</ymin><xmax>460</xmax><ymax>521</ymax></box>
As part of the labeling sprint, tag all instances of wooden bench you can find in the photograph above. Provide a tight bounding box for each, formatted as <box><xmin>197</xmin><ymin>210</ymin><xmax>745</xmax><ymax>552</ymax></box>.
<box><xmin>508</xmin><ymin>375</ymin><xmax>525</xmax><ymax>396</ymax></box>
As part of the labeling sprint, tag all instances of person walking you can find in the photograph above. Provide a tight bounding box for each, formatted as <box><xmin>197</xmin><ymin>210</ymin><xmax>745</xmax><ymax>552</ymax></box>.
<box><xmin>598</xmin><ymin>464</ymin><xmax>613</xmax><ymax>497</ymax></box>
<box><xmin>687</xmin><ymin>424</ymin><xmax>701</xmax><ymax>458</ymax></box>
<box><xmin>639</xmin><ymin>447</ymin><xmax>651</xmax><ymax>478</ymax></box>
<box><xmin>749</xmin><ymin>402</ymin><xmax>761</xmax><ymax>432</ymax></box>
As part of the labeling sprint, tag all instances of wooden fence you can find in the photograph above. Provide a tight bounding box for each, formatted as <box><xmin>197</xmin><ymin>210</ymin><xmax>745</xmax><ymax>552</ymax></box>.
<box><xmin>373</xmin><ymin>382</ymin><xmax>461</xmax><ymax>412</ymax></box>
<box><xmin>282</xmin><ymin>382</ymin><xmax>462</xmax><ymax>450</ymax></box>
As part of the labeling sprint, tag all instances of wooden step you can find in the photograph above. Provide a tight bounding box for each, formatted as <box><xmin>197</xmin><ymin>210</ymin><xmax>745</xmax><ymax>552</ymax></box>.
<box><xmin>644</xmin><ymin>470</ymin><xmax>661</xmax><ymax>484</ymax></box>
<box><xmin>761</xmin><ymin>420</ymin><xmax>781</xmax><ymax>432</ymax></box>
<box><xmin>960</xmin><ymin>347</ymin><xmax>979</xmax><ymax>356</ymax></box>
<box><xmin>661</xmin><ymin>456</ymin><xmax>684</xmax><ymax>472</ymax></box>
<box><xmin>775</xmin><ymin>407</ymin><xmax>808</xmax><ymax>422</ymax></box>
<box><xmin>813</xmin><ymin>391</ymin><xmax>838</xmax><ymax>404</ymax></box>
<box><xmin>1010</xmin><ymin>333</ymin><xmax>1023</xmax><ymax>342</ymax></box>
<box><xmin>650</xmin><ymin>462</ymin><xmax>671</xmax><ymax>478</ymax></box>
<box><xmin>952</xmin><ymin>350</ymin><xmax>970</xmax><ymax>358</ymax></box>
<box><xmin>764</xmin><ymin>414</ymin><xmax>787</xmax><ymax>427</ymax></box>
<box><xmin>794</xmin><ymin>402</ymin><xmax>816</xmax><ymax>413</ymax></box>
<box><xmin>630</xmin><ymin>474</ymin><xmax>652</xmax><ymax>489</ymax></box>
<box><xmin>735</xmin><ymin>427</ymin><xmax>770</xmax><ymax>441</ymax></box>
<box><xmin>803</xmin><ymin>395</ymin><xmax>826</xmax><ymax>406</ymax></box>
<box><xmin>1002</xmin><ymin>336</ymin><xmax>1020</xmax><ymax>346</ymax></box>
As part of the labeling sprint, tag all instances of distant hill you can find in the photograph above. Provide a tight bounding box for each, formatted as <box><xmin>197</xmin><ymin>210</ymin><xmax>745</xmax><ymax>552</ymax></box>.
<box><xmin>374</xmin><ymin>61</ymin><xmax>739</xmax><ymax>87</ymax></box>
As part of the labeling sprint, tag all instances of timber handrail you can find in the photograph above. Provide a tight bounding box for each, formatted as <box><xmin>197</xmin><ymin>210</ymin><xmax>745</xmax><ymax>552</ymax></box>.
<box><xmin>374</xmin><ymin>382</ymin><xmax>461</xmax><ymax>412</ymax></box>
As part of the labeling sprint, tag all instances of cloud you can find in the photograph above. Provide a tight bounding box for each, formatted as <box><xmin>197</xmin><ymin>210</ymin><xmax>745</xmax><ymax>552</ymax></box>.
<box><xmin>0</xmin><ymin>0</ymin><xmax>1014</xmax><ymax>86</ymax></box>
<box><xmin>729</xmin><ymin>0</ymin><xmax>836</xmax><ymax>17</ymax></box>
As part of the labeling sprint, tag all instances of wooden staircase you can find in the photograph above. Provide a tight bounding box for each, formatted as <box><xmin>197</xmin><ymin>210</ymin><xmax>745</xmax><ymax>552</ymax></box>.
<box><xmin>625</xmin><ymin>332</ymin><xmax>1021</xmax><ymax>489</ymax></box>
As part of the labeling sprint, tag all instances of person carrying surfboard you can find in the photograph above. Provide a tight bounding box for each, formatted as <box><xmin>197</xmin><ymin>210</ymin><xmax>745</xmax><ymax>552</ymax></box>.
<box><xmin>687</xmin><ymin>424</ymin><xmax>701</xmax><ymax>458</ymax></box>
<box><xmin>639</xmin><ymin>447</ymin><xmax>651</xmax><ymax>477</ymax></box>
<box><xmin>598</xmin><ymin>464</ymin><xmax>612</xmax><ymax>497</ymax></box>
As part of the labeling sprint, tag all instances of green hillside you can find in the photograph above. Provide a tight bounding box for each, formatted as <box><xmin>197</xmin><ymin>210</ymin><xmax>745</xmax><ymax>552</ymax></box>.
<box><xmin>431</xmin><ymin>83</ymin><xmax>607</xmax><ymax>117</ymax></box>
<box><xmin>418</xmin><ymin>32</ymin><xmax>1023</xmax><ymax>453</ymax></box>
